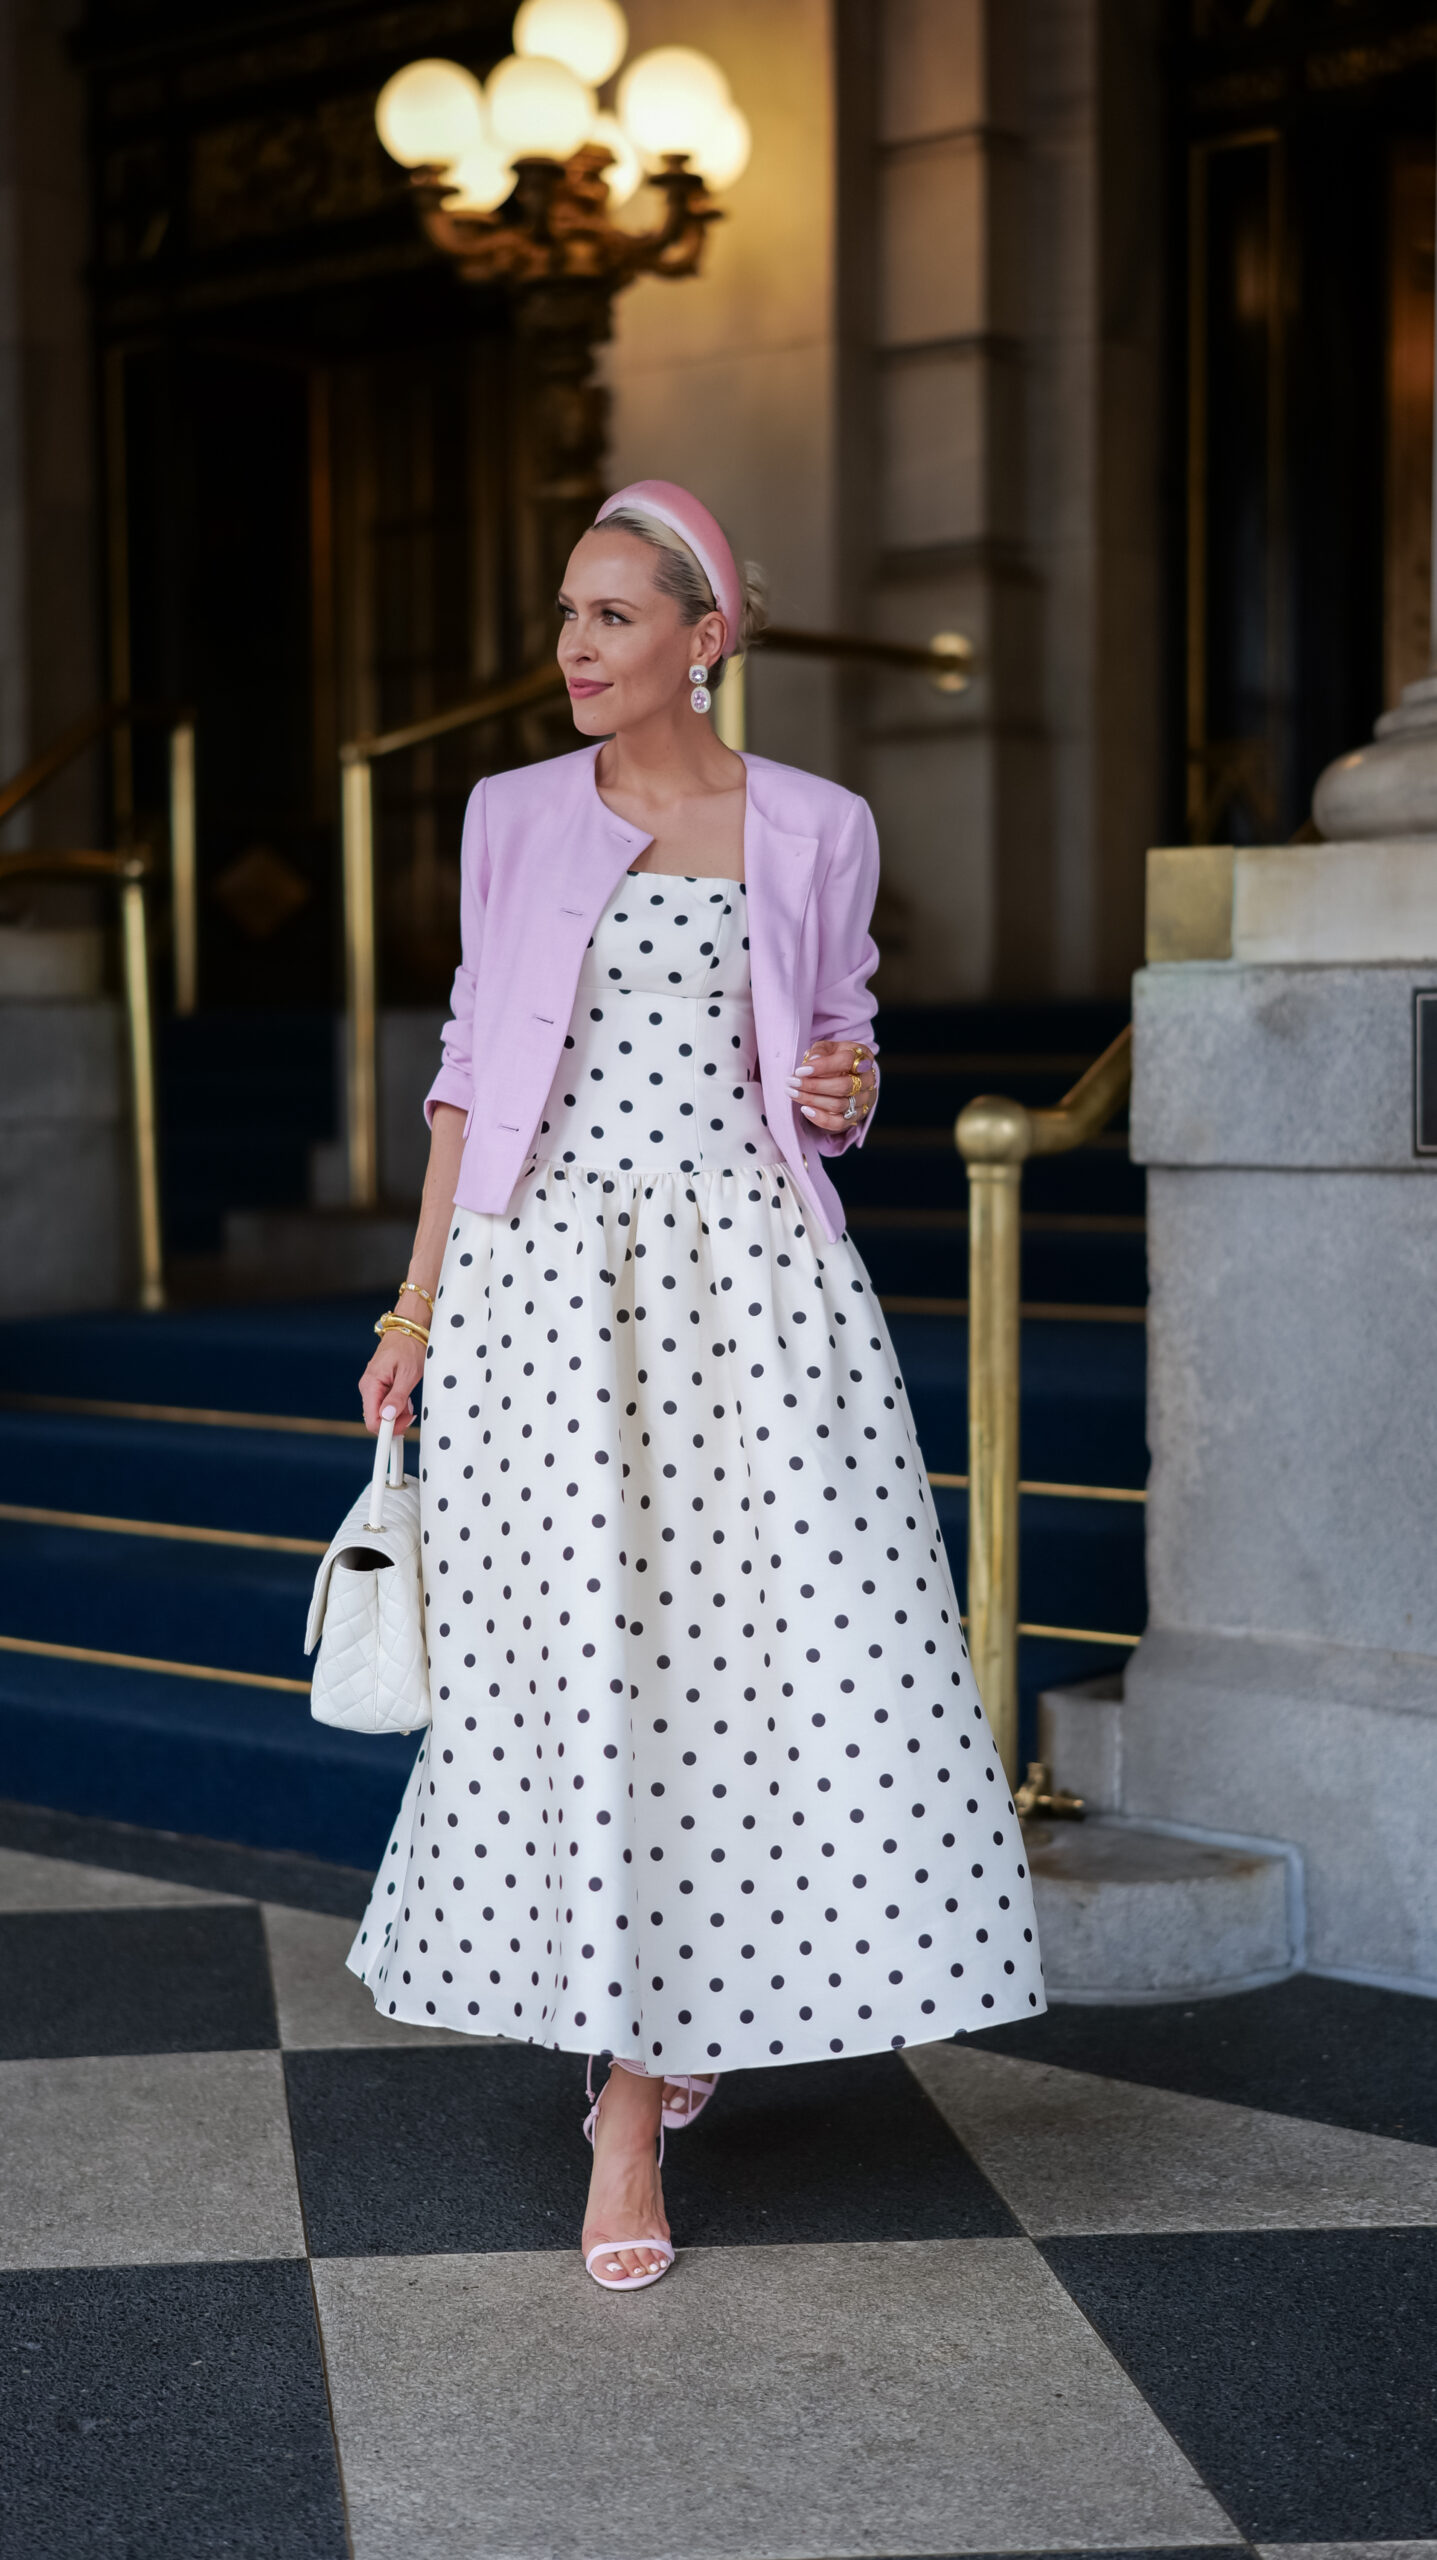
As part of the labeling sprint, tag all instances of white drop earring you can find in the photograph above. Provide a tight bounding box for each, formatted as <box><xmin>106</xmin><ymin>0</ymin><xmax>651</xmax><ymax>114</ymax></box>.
<box><xmin>688</xmin><ymin>662</ymin><xmax>711</xmax><ymax>714</ymax></box>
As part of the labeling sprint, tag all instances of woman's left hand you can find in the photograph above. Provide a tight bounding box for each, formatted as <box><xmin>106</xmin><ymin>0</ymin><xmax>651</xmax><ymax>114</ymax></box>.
<box><xmin>788</xmin><ymin>1039</ymin><xmax>877</xmax><ymax>1134</ymax></box>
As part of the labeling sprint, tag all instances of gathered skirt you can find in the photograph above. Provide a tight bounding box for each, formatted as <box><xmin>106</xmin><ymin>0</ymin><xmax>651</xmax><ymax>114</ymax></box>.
<box><xmin>347</xmin><ymin>1158</ymin><xmax>1047</xmax><ymax>2071</ymax></box>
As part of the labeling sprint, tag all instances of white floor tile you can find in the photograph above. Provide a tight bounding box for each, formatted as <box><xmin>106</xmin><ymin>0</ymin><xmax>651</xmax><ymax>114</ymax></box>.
<box><xmin>907</xmin><ymin>2043</ymin><xmax>1437</xmax><ymax>2233</ymax></box>
<box><xmin>314</xmin><ymin>2238</ymin><xmax>1237</xmax><ymax>2559</ymax></box>
<box><xmin>0</xmin><ymin>2049</ymin><xmax>305</xmax><ymax>2267</ymax></box>
<box><xmin>263</xmin><ymin>1905</ymin><xmax>492</xmax><ymax>2049</ymax></box>
<box><xmin>0</xmin><ymin>1845</ymin><xmax>239</xmax><ymax>1912</ymax></box>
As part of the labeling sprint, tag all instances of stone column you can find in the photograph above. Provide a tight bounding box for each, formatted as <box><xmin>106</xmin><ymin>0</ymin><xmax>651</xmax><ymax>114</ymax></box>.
<box><xmin>1114</xmin><ymin>870</ymin><xmax>1437</xmax><ymax>1993</ymax></box>
<box><xmin>1074</xmin><ymin>696</ymin><xmax>1437</xmax><ymax>1990</ymax></box>
<box><xmin>1040</xmin><ymin>138</ymin><xmax>1437</xmax><ymax>1998</ymax></box>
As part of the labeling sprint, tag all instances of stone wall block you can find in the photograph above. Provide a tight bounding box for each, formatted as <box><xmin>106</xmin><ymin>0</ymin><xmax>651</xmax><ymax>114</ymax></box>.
<box><xmin>0</xmin><ymin>998</ymin><xmax>132</xmax><ymax>1312</ymax></box>
<box><xmin>880</xmin><ymin>350</ymin><xmax>984</xmax><ymax>551</ymax></box>
<box><xmin>865</xmin><ymin>731</ymin><xmax>994</xmax><ymax>999</ymax></box>
<box><xmin>0</xmin><ymin>998</ymin><xmax>124</xmax><ymax>1121</ymax></box>
<box><xmin>878</xmin><ymin>138</ymin><xmax>985</xmax><ymax>346</ymax></box>
<box><xmin>1145</xmin><ymin>1165</ymin><xmax>1437</xmax><ymax>1656</ymax></box>
<box><xmin>0</xmin><ymin>1129</ymin><xmax>131</xmax><ymax>1316</ymax></box>
<box><xmin>1124</xmin><ymin>1629</ymin><xmax>1437</xmax><ymax>1989</ymax></box>
<box><xmin>1132</xmin><ymin>961</ymin><xmax>1437</xmax><ymax>1170</ymax></box>
<box><xmin>878</xmin><ymin>0</ymin><xmax>985</xmax><ymax>143</ymax></box>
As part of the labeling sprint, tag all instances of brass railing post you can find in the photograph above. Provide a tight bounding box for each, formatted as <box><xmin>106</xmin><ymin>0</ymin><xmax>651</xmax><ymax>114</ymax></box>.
<box><xmin>955</xmin><ymin>1027</ymin><xmax>1134</xmax><ymax>1793</ymax></box>
<box><xmin>341</xmin><ymin>750</ymin><xmax>379</xmax><ymax>1208</ymax></box>
<box><xmin>955</xmin><ymin>1096</ymin><xmax>1032</xmax><ymax>1781</ymax></box>
<box><xmin>118</xmin><ymin>855</ymin><xmax>164</xmax><ymax>1311</ymax></box>
<box><xmin>168</xmin><ymin>720</ymin><xmax>197</xmax><ymax>1016</ymax></box>
<box><xmin>713</xmin><ymin>653</ymin><xmax>746</xmax><ymax>751</ymax></box>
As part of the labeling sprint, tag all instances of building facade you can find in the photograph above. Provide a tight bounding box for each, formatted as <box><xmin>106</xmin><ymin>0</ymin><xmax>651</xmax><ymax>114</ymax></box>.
<box><xmin>2</xmin><ymin>0</ymin><xmax>1430</xmax><ymax>1016</ymax></box>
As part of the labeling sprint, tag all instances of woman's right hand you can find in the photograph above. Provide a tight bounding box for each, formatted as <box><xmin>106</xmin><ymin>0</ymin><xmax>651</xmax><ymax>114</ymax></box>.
<box><xmin>358</xmin><ymin>1326</ymin><xmax>427</xmax><ymax>1436</ymax></box>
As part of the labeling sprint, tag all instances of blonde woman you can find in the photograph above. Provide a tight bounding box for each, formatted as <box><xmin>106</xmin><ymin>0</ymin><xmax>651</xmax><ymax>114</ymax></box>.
<box><xmin>354</xmin><ymin>480</ymin><xmax>1045</xmax><ymax>2291</ymax></box>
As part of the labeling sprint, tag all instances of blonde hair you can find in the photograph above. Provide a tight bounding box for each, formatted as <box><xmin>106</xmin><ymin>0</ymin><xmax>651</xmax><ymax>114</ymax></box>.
<box><xmin>593</xmin><ymin>505</ymin><xmax>768</xmax><ymax>688</ymax></box>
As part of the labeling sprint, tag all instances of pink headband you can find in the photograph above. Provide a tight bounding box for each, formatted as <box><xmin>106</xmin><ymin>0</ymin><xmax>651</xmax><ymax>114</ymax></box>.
<box><xmin>594</xmin><ymin>478</ymin><xmax>742</xmax><ymax>647</ymax></box>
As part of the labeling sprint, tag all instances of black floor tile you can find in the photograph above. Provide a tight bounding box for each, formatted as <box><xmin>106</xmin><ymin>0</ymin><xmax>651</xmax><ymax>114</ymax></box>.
<box><xmin>286</xmin><ymin>2046</ymin><xmax>1018</xmax><ymax>2256</ymax></box>
<box><xmin>0</xmin><ymin>1905</ymin><xmax>277</xmax><ymax>2060</ymax></box>
<box><xmin>0</xmin><ymin>2261</ymin><xmax>347</xmax><ymax>2559</ymax></box>
<box><xmin>982</xmin><ymin>1971</ymin><xmax>1437</xmax><ymax>2144</ymax></box>
<box><xmin>668</xmin><ymin>2050</ymin><xmax>1020</xmax><ymax>2247</ymax></box>
<box><xmin>1044</xmin><ymin>2228</ymin><xmax>1437</xmax><ymax>2542</ymax></box>
<box><xmin>0</xmin><ymin>1794</ymin><xmax>372</xmax><ymax>1917</ymax></box>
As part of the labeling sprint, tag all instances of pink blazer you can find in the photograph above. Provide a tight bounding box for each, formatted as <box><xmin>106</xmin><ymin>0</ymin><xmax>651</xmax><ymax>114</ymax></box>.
<box><xmin>425</xmin><ymin>743</ymin><xmax>882</xmax><ymax>1243</ymax></box>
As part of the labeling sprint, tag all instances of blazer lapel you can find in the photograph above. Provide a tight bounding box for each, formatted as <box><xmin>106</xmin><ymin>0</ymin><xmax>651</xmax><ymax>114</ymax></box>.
<box><xmin>529</xmin><ymin>748</ymin><xmax>651</xmax><ymax>1014</ymax></box>
<box><xmin>742</xmin><ymin>761</ymin><xmax>818</xmax><ymax>1085</ymax></box>
<box><xmin>551</xmin><ymin>743</ymin><xmax>652</xmax><ymax>929</ymax></box>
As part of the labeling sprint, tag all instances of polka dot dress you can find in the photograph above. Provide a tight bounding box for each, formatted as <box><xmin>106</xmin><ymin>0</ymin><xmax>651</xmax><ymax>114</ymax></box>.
<box><xmin>348</xmin><ymin>875</ymin><xmax>1046</xmax><ymax>2069</ymax></box>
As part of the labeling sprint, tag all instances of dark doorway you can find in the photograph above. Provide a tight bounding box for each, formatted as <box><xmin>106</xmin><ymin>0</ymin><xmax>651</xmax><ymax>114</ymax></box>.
<box><xmin>1179</xmin><ymin>10</ymin><xmax>1435</xmax><ymax>843</ymax></box>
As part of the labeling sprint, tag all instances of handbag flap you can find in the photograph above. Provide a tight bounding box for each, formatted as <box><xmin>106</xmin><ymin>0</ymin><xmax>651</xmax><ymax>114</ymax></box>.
<box><xmin>304</xmin><ymin>1476</ymin><xmax>422</xmax><ymax>1656</ymax></box>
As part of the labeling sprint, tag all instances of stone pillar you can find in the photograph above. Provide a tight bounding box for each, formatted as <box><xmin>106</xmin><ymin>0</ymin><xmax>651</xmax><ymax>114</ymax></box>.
<box><xmin>604</xmin><ymin>1</ymin><xmax>1167</xmax><ymax>1001</ymax></box>
<box><xmin>1043</xmin><ymin>134</ymin><xmax>1437</xmax><ymax>1997</ymax></box>
<box><xmin>839</xmin><ymin>0</ymin><xmax>1166</xmax><ymax>1001</ymax></box>
<box><xmin>602</xmin><ymin>0</ymin><xmax>841</xmax><ymax>784</ymax></box>
<box><xmin>1081</xmin><ymin>840</ymin><xmax>1437</xmax><ymax>1995</ymax></box>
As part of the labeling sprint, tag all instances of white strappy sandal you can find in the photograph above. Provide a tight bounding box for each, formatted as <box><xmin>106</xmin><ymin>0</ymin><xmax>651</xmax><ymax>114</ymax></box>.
<box><xmin>661</xmin><ymin>2072</ymin><xmax>720</xmax><ymax>2131</ymax></box>
<box><xmin>582</xmin><ymin>2057</ymin><xmax>675</xmax><ymax>2294</ymax></box>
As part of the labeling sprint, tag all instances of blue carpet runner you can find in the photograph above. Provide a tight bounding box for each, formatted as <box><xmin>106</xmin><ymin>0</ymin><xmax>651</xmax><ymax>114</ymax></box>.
<box><xmin>0</xmin><ymin>1003</ymin><xmax>1145</xmax><ymax>1866</ymax></box>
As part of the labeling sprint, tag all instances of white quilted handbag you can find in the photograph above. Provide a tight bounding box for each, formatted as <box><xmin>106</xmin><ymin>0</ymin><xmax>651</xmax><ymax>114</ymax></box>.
<box><xmin>304</xmin><ymin>1413</ymin><xmax>431</xmax><ymax>1735</ymax></box>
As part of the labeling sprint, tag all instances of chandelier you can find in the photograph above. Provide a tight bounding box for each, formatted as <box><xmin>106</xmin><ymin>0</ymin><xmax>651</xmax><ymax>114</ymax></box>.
<box><xmin>375</xmin><ymin>0</ymin><xmax>749</xmax><ymax>292</ymax></box>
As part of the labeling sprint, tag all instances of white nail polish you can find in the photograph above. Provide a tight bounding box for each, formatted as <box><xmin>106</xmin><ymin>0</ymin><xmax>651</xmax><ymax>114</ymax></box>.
<box><xmin>801</xmin><ymin>1104</ymin><xmax>819</xmax><ymax>1120</ymax></box>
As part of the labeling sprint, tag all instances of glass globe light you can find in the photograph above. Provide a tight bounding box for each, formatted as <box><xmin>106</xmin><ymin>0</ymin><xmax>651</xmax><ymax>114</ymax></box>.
<box><xmin>616</xmin><ymin>45</ymin><xmax>731</xmax><ymax>164</ymax></box>
<box><xmin>375</xmin><ymin>59</ymin><xmax>487</xmax><ymax>168</ymax></box>
<box><xmin>444</xmin><ymin>135</ymin><xmax>517</xmax><ymax>212</ymax></box>
<box><xmin>587</xmin><ymin>110</ymin><xmax>642</xmax><ymax>208</ymax></box>
<box><xmin>697</xmin><ymin>100</ymin><xmax>751</xmax><ymax>192</ymax></box>
<box><xmin>513</xmin><ymin>0</ymin><xmax>628</xmax><ymax>89</ymax></box>
<box><xmin>486</xmin><ymin>52</ymin><xmax>596</xmax><ymax>161</ymax></box>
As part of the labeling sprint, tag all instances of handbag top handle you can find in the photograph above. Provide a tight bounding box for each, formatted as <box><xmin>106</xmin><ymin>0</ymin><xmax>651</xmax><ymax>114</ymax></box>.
<box><xmin>365</xmin><ymin>1412</ymin><xmax>409</xmax><ymax>1532</ymax></box>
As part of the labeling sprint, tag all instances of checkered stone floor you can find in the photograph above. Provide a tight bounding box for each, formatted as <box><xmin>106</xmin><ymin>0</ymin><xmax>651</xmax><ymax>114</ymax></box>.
<box><xmin>4</xmin><ymin>1797</ymin><xmax>1437</xmax><ymax>2560</ymax></box>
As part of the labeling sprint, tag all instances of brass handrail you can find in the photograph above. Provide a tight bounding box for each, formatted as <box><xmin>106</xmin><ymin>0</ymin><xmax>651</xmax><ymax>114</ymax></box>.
<box><xmin>954</xmin><ymin>1024</ymin><xmax>1134</xmax><ymax>1780</ymax></box>
<box><xmin>0</xmin><ymin>849</ymin><xmax>165</xmax><ymax>1311</ymax></box>
<box><xmin>0</xmin><ymin>701</ymin><xmax>198</xmax><ymax>1018</ymax></box>
<box><xmin>762</xmin><ymin>627</ymin><xmax>972</xmax><ymax>688</ymax></box>
<box><xmin>336</xmin><ymin>622</ymin><xmax>974</xmax><ymax>1207</ymax></box>
<box><xmin>340</xmin><ymin>661</ymin><xmax>568</xmax><ymax>766</ymax></box>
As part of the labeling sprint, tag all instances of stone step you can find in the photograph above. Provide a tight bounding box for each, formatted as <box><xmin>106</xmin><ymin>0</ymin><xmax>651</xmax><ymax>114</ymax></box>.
<box><xmin>1026</xmin><ymin>1815</ymin><xmax>1295</xmax><ymax>2004</ymax></box>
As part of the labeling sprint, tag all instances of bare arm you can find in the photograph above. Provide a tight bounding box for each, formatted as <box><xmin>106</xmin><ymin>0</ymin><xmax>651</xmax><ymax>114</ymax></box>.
<box><xmin>357</xmin><ymin>1102</ymin><xmax>467</xmax><ymax>1436</ymax></box>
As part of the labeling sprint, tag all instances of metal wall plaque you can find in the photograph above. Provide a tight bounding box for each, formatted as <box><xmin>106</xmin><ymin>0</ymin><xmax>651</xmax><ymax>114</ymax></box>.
<box><xmin>1414</xmin><ymin>989</ymin><xmax>1437</xmax><ymax>1155</ymax></box>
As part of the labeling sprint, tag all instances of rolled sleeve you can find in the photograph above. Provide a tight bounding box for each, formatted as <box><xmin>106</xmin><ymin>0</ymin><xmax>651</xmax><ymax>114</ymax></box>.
<box><xmin>810</xmin><ymin>793</ymin><xmax>881</xmax><ymax>1158</ymax></box>
<box><xmin>424</xmin><ymin>778</ymin><xmax>490</xmax><ymax>1127</ymax></box>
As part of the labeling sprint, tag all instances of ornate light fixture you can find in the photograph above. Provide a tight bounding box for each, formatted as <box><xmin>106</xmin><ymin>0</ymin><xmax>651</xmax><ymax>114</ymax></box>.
<box><xmin>374</xmin><ymin>4</ymin><xmax>750</xmax><ymax>293</ymax></box>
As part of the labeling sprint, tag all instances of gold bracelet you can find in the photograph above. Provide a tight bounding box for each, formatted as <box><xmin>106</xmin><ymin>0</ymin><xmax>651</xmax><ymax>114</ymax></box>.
<box><xmin>374</xmin><ymin>1312</ymin><xmax>430</xmax><ymax>1346</ymax></box>
<box><xmin>397</xmin><ymin>1279</ymin><xmax>435</xmax><ymax>1311</ymax></box>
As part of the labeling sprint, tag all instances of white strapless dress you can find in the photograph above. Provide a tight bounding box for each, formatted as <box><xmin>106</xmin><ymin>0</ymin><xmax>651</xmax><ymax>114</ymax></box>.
<box><xmin>349</xmin><ymin>872</ymin><xmax>1046</xmax><ymax>2071</ymax></box>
